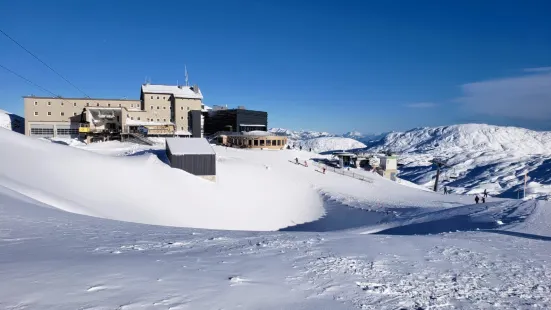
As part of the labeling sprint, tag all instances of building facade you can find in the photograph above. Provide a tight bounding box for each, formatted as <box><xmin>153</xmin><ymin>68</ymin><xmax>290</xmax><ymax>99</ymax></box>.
<box><xmin>23</xmin><ymin>83</ymin><xmax>206</xmax><ymax>139</ymax></box>
<box><xmin>203</xmin><ymin>107</ymin><xmax>267</xmax><ymax>136</ymax></box>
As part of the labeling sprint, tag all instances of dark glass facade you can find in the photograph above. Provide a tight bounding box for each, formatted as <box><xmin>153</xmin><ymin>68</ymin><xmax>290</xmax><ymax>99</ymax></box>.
<box><xmin>203</xmin><ymin>109</ymin><xmax>268</xmax><ymax>136</ymax></box>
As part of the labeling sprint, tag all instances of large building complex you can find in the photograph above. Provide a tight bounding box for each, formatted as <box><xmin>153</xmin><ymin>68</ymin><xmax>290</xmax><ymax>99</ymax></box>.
<box><xmin>23</xmin><ymin>83</ymin><xmax>206</xmax><ymax>139</ymax></box>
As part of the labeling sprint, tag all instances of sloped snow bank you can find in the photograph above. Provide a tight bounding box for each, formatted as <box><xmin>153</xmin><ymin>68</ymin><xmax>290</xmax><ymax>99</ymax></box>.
<box><xmin>0</xmin><ymin>128</ymin><xmax>323</xmax><ymax>231</ymax></box>
<box><xmin>294</xmin><ymin>137</ymin><xmax>366</xmax><ymax>153</ymax></box>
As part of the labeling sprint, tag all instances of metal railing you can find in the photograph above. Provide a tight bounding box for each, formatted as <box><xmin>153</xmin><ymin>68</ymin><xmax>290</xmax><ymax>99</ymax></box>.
<box><xmin>310</xmin><ymin>161</ymin><xmax>374</xmax><ymax>183</ymax></box>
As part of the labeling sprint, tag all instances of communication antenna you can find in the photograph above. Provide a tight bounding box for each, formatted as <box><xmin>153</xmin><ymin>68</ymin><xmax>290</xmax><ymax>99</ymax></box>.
<box><xmin>185</xmin><ymin>65</ymin><xmax>189</xmax><ymax>86</ymax></box>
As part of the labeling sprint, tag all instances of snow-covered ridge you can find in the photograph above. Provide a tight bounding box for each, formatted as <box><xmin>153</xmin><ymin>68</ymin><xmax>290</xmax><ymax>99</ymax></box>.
<box><xmin>368</xmin><ymin>123</ymin><xmax>551</xmax><ymax>155</ymax></box>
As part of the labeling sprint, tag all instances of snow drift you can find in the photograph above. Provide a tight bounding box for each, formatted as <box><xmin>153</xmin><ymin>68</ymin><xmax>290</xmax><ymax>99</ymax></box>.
<box><xmin>0</xmin><ymin>128</ymin><xmax>323</xmax><ymax>231</ymax></box>
<box><xmin>0</xmin><ymin>109</ymin><xmax>24</xmax><ymax>134</ymax></box>
<box><xmin>293</xmin><ymin>137</ymin><xmax>366</xmax><ymax>153</ymax></box>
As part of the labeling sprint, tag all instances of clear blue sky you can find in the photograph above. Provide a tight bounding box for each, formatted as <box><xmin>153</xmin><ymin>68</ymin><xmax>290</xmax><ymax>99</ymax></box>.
<box><xmin>1</xmin><ymin>0</ymin><xmax>550</xmax><ymax>133</ymax></box>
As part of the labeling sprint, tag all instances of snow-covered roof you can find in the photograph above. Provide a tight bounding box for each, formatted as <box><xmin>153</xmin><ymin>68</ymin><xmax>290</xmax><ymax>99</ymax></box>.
<box><xmin>166</xmin><ymin>138</ymin><xmax>215</xmax><ymax>155</ymax></box>
<box><xmin>240</xmin><ymin>124</ymin><xmax>266</xmax><ymax>127</ymax></box>
<box><xmin>242</xmin><ymin>131</ymin><xmax>273</xmax><ymax>136</ymax></box>
<box><xmin>142</xmin><ymin>84</ymin><xmax>203</xmax><ymax>100</ymax></box>
<box><xmin>174</xmin><ymin>130</ymin><xmax>192</xmax><ymax>135</ymax></box>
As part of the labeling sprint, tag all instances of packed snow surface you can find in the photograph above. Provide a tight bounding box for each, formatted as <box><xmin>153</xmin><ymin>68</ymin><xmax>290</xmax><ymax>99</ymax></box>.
<box><xmin>1</xmin><ymin>128</ymin><xmax>551</xmax><ymax>309</ymax></box>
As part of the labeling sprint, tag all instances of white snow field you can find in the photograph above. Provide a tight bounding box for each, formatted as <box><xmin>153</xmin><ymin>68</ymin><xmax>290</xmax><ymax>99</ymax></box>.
<box><xmin>292</xmin><ymin>136</ymin><xmax>367</xmax><ymax>153</ymax></box>
<box><xmin>1</xmin><ymin>127</ymin><xmax>551</xmax><ymax>309</ymax></box>
<box><xmin>0</xmin><ymin>108</ymin><xmax>24</xmax><ymax>134</ymax></box>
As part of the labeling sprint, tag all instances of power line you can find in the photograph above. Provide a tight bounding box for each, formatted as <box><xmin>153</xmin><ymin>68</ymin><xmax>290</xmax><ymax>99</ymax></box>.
<box><xmin>0</xmin><ymin>63</ymin><xmax>60</xmax><ymax>97</ymax></box>
<box><xmin>0</xmin><ymin>28</ymin><xmax>90</xmax><ymax>98</ymax></box>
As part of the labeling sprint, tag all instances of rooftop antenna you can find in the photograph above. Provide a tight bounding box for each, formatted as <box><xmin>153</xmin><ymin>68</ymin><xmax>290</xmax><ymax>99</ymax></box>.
<box><xmin>185</xmin><ymin>65</ymin><xmax>189</xmax><ymax>86</ymax></box>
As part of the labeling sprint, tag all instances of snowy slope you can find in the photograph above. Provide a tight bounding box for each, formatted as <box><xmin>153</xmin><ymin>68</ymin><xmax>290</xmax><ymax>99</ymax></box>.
<box><xmin>0</xmin><ymin>128</ymin><xmax>323</xmax><ymax>231</ymax></box>
<box><xmin>367</xmin><ymin>124</ymin><xmax>551</xmax><ymax>199</ymax></box>
<box><xmin>292</xmin><ymin>136</ymin><xmax>367</xmax><ymax>153</ymax></box>
<box><xmin>0</xmin><ymin>109</ymin><xmax>24</xmax><ymax>134</ymax></box>
<box><xmin>1</xmin><ymin>140</ymin><xmax>551</xmax><ymax>309</ymax></box>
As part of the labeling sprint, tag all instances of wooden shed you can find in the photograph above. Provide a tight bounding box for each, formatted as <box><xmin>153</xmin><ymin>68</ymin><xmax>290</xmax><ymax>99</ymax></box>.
<box><xmin>165</xmin><ymin>138</ymin><xmax>216</xmax><ymax>181</ymax></box>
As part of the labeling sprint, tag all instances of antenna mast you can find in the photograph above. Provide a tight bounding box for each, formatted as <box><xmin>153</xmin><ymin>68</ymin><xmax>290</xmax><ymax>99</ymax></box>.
<box><xmin>185</xmin><ymin>65</ymin><xmax>189</xmax><ymax>86</ymax></box>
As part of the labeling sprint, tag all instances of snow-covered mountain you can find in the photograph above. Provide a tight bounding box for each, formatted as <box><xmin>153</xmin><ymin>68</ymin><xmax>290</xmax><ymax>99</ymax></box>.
<box><xmin>366</xmin><ymin>124</ymin><xmax>551</xmax><ymax>200</ymax></box>
<box><xmin>269</xmin><ymin>128</ymin><xmax>382</xmax><ymax>152</ymax></box>
<box><xmin>0</xmin><ymin>109</ymin><xmax>24</xmax><ymax>134</ymax></box>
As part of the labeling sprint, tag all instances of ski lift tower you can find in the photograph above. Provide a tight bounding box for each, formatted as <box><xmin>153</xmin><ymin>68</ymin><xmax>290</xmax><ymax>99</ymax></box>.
<box><xmin>431</xmin><ymin>158</ymin><xmax>448</xmax><ymax>192</ymax></box>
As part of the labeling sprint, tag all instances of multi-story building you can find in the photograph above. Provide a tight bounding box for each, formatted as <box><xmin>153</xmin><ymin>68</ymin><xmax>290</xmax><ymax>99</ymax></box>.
<box><xmin>23</xmin><ymin>83</ymin><xmax>206</xmax><ymax>139</ymax></box>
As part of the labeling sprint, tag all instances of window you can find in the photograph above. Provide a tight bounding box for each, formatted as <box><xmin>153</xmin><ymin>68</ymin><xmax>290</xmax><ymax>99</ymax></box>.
<box><xmin>131</xmin><ymin>104</ymin><xmax>134</xmax><ymax>108</ymax></box>
<box><xmin>73</xmin><ymin>112</ymin><xmax>77</xmax><ymax>116</ymax></box>
<box><xmin>157</xmin><ymin>119</ymin><xmax>160</xmax><ymax>122</ymax></box>
<box><xmin>47</xmin><ymin>111</ymin><xmax>52</xmax><ymax>116</ymax></box>
<box><xmin>151</xmin><ymin>96</ymin><xmax>153</xmax><ymax>99</ymax></box>
<box><xmin>201</xmin><ymin>105</ymin><xmax>205</xmax><ymax>109</ymax></box>
<box><xmin>150</xmin><ymin>105</ymin><xmax>153</xmax><ymax>110</ymax></box>
<box><xmin>116</xmin><ymin>116</ymin><xmax>120</xmax><ymax>122</ymax></box>
<box><xmin>34</xmin><ymin>112</ymin><xmax>38</xmax><ymax>116</ymax></box>
<box><xmin>157</xmin><ymin>106</ymin><xmax>160</xmax><ymax>110</ymax></box>
<box><xmin>163</xmin><ymin>96</ymin><xmax>166</xmax><ymax>100</ymax></box>
<box><xmin>137</xmin><ymin>117</ymin><xmax>140</xmax><ymax>120</ymax></box>
<box><xmin>47</xmin><ymin>102</ymin><xmax>51</xmax><ymax>106</ymax></box>
<box><xmin>260</xmin><ymin>140</ymin><xmax>265</xmax><ymax>146</ymax></box>
<box><xmin>96</xmin><ymin>103</ymin><xmax>99</xmax><ymax>107</ymax></box>
<box><xmin>60</xmin><ymin>112</ymin><xmax>65</xmax><ymax>116</ymax></box>
<box><xmin>86</xmin><ymin>102</ymin><xmax>89</xmax><ymax>106</ymax></box>
<box><xmin>163</xmin><ymin>106</ymin><xmax>166</xmax><ymax>110</ymax></box>
<box><xmin>181</xmin><ymin>127</ymin><xmax>184</xmax><ymax>130</ymax></box>
<box><xmin>73</xmin><ymin>102</ymin><xmax>76</xmax><ymax>107</ymax></box>
<box><xmin>180</xmin><ymin>116</ymin><xmax>183</xmax><ymax>120</ymax></box>
<box><xmin>108</xmin><ymin>103</ymin><xmax>111</xmax><ymax>107</ymax></box>
<box><xmin>131</xmin><ymin>117</ymin><xmax>134</xmax><ymax>120</ymax></box>
<box><xmin>119</xmin><ymin>103</ymin><xmax>122</xmax><ymax>107</ymax></box>
<box><xmin>157</xmin><ymin>96</ymin><xmax>159</xmax><ymax>99</ymax></box>
<box><xmin>146</xmin><ymin>118</ymin><xmax>149</xmax><ymax>122</ymax></box>
<box><xmin>30</xmin><ymin>127</ymin><xmax>54</xmax><ymax>136</ymax></box>
<box><xmin>181</xmin><ymin>107</ymin><xmax>183</xmax><ymax>110</ymax></box>
<box><xmin>187</xmin><ymin>107</ymin><xmax>190</xmax><ymax>110</ymax></box>
<box><xmin>61</xmin><ymin>102</ymin><xmax>64</xmax><ymax>106</ymax></box>
<box><xmin>34</xmin><ymin>101</ymin><xmax>37</xmax><ymax>106</ymax></box>
<box><xmin>267</xmin><ymin>140</ymin><xmax>271</xmax><ymax>146</ymax></box>
<box><xmin>56</xmin><ymin>128</ymin><xmax>79</xmax><ymax>136</ymax></box>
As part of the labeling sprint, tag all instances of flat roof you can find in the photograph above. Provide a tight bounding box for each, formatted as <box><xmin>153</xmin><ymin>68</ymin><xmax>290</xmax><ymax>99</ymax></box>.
<box><xmin>23</xmin><ymin>96</ymin><xmax>140</xmax><ymax>102</ymax></box>
<box><xmin>142</xmin><ymin>84</ymin><xmax>203</xmax><ymax>100</ymax></box>
<box><xmin>166</xmin><ymin>138</ymin><xmax>215</xmax><ymax>155</ymax></box>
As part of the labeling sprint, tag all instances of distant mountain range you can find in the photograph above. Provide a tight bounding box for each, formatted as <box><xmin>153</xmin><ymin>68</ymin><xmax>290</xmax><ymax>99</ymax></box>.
<box><xmin>271</xmin><ymin>124</ymin><xmax>551</xmax><ymax>200</ymax></box>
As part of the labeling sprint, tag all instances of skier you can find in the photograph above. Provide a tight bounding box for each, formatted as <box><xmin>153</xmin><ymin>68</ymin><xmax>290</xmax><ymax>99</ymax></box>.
<box><xmin>475</xmin><ymin>195</ymin><xmax>480</xmax><ymax>204</ymax></box>
<box><xmin>304</xmin><ymin>160</ymin><xmax>308</xmax><ymax>167</ymax></box>
<box><xmin>444</xmin><ymin>186</ymin><xmax>448</xmax><ymax>195</ymax></box>
<box><xmin>300</xmin><ymin>146</ymin><xmax>303</xmax><ymax>151</ymax></box>
<box><xmin>309</xmin><ymin>148</ymin><xmax>312</xmax><ymax>152</ymax></box>
<box><xmin>322</xmin><ymin>167</ymin><xmax>326</xmax><ymax>174</ymax></box>
<box><xmin>295</xmin><ymin>157</ymin><xmax>299</xmax><ymax>164</ymax></box>
<box><xmin>482</xmin><ymin>196</ymin><xmax>486</xmax><ymax>203</ymax></box>
<box><xmin>483</xmin><ymin>189</ymin><xmax>488</xmax><ymax>198</ymax></box>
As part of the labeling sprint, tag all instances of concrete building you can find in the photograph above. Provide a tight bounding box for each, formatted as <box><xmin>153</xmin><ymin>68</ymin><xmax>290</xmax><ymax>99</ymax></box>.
<box><xmin>378</xmin><ymin>155</ymin><xmax>398</xmax><ymax>180</ymax></box>
<box><xmin>23</xmin><ymin>83</ymin><xmax>206</xmax><ymax>139</ymax></box>
<box><xmin>165</xmin><ymin>138</ymin><xmax>216</xmax><ymax>182</ymax></box>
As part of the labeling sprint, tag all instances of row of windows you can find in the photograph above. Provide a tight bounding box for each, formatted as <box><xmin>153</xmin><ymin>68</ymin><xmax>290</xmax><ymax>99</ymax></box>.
<box><xmin>228</xmin><ymin>138</ymin><xmax>284</xmax><ymax>147</ymax></box>
<box><xmin>57</xmin><ymin>128</ymin><xmax>79</xmax><ymax>135</ymax></box>
<box><xmin>30</xmin><ymin>128</ymin><xmax>54</xmax><ymax>135</ymax></box>
<box><xmin>34</xmin><ymin>111</ymin><xmax>78</xmax><ymax>117</ymax></box>
<box><xmin>150</xmin><ymin>96</ymin><xmax>167</xmax><ymax>100</ymax></box>
<box><xmin>33</xmin><ymin>101</ymin><xmax>138</xmax><ymax>108</ymax></box>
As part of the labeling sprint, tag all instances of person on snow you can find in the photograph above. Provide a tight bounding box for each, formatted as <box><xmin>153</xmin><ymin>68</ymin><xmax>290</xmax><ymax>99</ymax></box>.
<box><xmin>482</xmin><ymin>196</ymin><xmax>486</xmax><ymax>203</ymax></box>
<box><xmin>444</xmin><ymin>186</ymin><xmax>448</xmax><ymax>195</ymax></box>
<box><xmin>475</xmin><ymin>195</ymin><xmax>480</xmax><ymax>204</ymax></box>
<box><xmin>300</xmin><ymin>146</ymin><xmax>303</xmax><ymax>151</ymax></box>
<box><xmin>295</xmin><ymin>157</ymin><xmax>299</xmax><ymax>164</ymax></box>
<box><xmin>322</xmin><ymin>167</ymin><xmax>326</xmax><ymax>174</ymax></box>
<box><xmin>483</xmin><ymin>189</ymin><xmax>488</xmax><ymax>198</ymax></box>
<box><xmin>304</xmin><ymin>160</ymin><xmax>308</xmax><ymax>167</ymax></box>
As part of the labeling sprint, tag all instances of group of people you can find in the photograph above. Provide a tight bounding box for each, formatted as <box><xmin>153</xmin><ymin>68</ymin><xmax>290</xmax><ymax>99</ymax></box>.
<box><xmin>444</xmin><ymin>187</ymin><xmax>490</xmax><ymax>204</ymax></box>
<box><xmin>475</xmin><ymin>189</ymin><xmax>489</xmax><ymax>204</ymax></box>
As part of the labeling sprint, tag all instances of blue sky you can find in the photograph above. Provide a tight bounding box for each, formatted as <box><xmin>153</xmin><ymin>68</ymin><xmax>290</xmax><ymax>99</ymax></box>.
<box><xmin>1</xmin><ymin>0</ymin><xmax>550</xmax><ymax>134</ymax></box>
